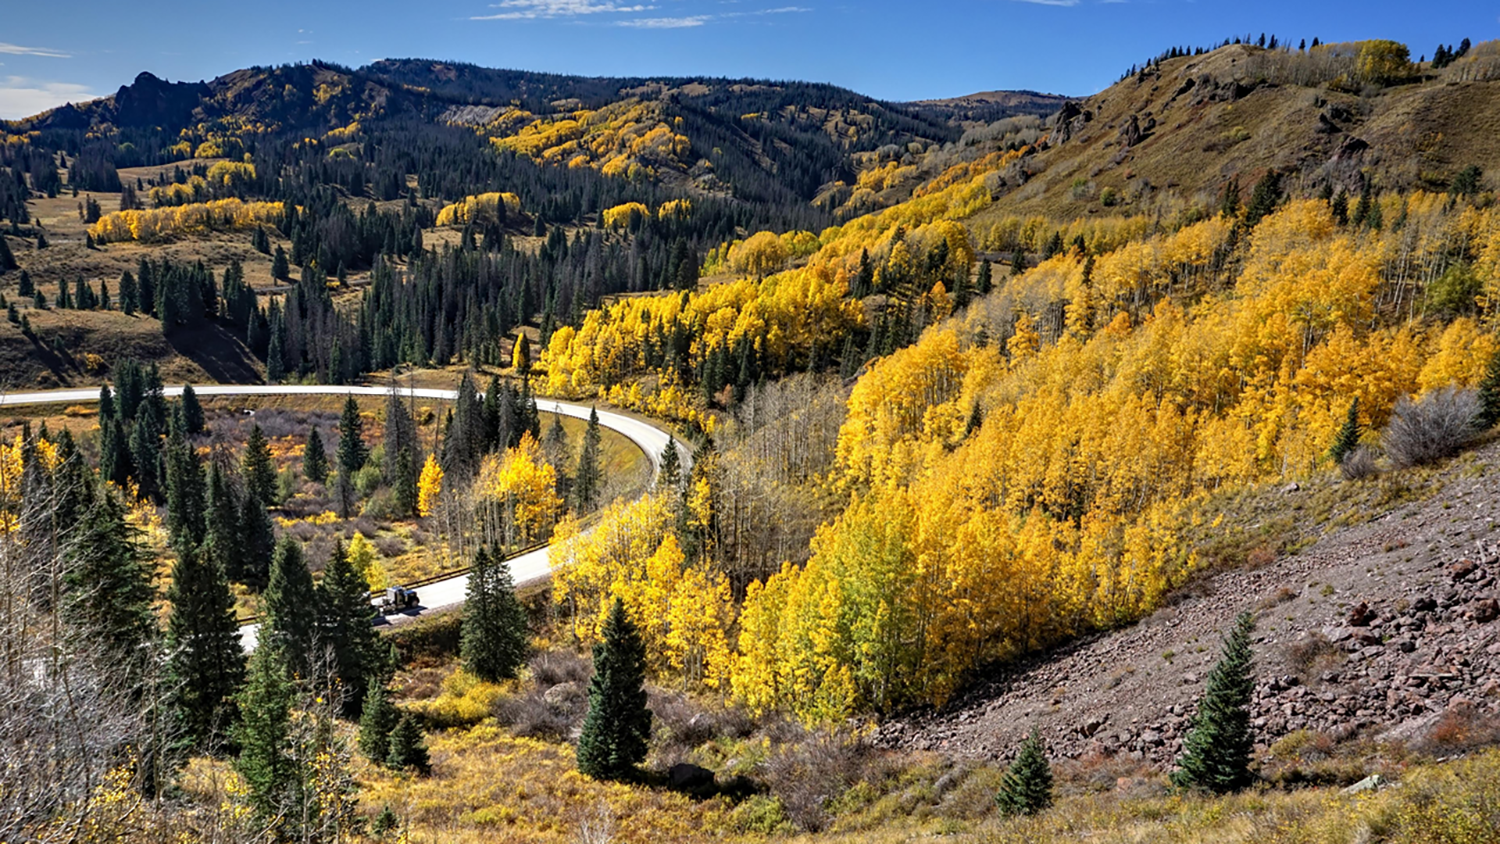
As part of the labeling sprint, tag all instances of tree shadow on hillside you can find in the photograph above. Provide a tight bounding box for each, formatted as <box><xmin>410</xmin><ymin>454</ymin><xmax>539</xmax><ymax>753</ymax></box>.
<box><xmin>166</xmin><ymin>322</ymin><xmax>262</xmax><ymax>384</ymax></box>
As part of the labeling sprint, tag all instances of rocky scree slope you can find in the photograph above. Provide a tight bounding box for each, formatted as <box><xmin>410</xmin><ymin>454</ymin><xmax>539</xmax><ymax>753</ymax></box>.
<box><xmin>877</xmin><ymin>439</ymin><xmax>1500</xmax><ymax>767</ymax></box>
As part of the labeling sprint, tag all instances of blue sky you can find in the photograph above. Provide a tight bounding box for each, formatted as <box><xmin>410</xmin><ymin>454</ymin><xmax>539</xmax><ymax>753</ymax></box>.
<box><xmin>1</xmin><ymin>0</ymin><xmax>1495</xmax><ymax>119</ymax></box>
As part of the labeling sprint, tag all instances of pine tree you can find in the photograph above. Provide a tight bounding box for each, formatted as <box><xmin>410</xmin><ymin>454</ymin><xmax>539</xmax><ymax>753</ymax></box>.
<box><xmin>119</xmin><ymin>269</ymin><xmax>138</xmax><ymax>315</ymax></box>
<box><xmin>336</xmin><ymin>396</ymin><xmax>367</xmax><ymax>518</ymax></box>
<box><xmin>1328</xmin><ymin>397</ymin><xmax>1361</xmax><ymax>465</ymax></box>
<box><xmin>234</xmin><ymin>644</ymin><xmax>295</xmax><ymax>824</ymax></box>
<box><xmin>1244</xmin><ymin>170</ymin><xmax>1284</xmax><ymax>227</ymax></box>
<box><xmin>181</xmin><ymin>384</ymin><xmax>204</xmax><ymax>435</ymax></box>
<box><xmin>358</xmin><ymin>680</ymin><xmax>399</xmax><ymax>763</ymax></box>
<box><xmin>393</xmin><ymin>446</ymin><xmax>419</xmax><ymax>516</ymax></box>
<box><xmin>995</xmin><ymin>728</ymin><xmax>1053</xmax><ymax>816</ymax></box>
<box><xmin>318</xmin><ymin>540</ymin><xmax>382</xmax><ymax>716</ymax></box>
<box><xmin>386</xmin><ymin>714</ymin><xmax>430</xmax><ymax>774</ymax></box>
<box><xmin>243</xmin><ymin>424</ymin><xmax>277</xmax><ymax>506</ymax></box>
<box><xmin>272</xmin><ymin>244</ymin><xmax>290</xmax><ymax>280</ymax></box>
<box><xmin>267</xmin><ymin>328</ymin><xmax>285</xmax><ymax>383</ymax></box>
<box><xmin>303</xmin><ymin>426</ymin><xmax>329</xmax><ymax>484</ymax></box>
<box><xmin>264</xmin><ymin>537</ymin><xmax>318</xmax><ymax>677</ymax></box>
<box><xmin>63</xmin><ymin>486</ymin><xmax>156</xmax><ymax>677</ymax></box>
<box><xmin>576</xmin><ymin>598</ymin><xmax>651</xmax><ymax>781</ymax></box>
<box><xmin>1009</xmin><ymin>247</ymin><xmax>1027</xmax><ymax>277</ymax></box>
<box><xmin>239</xmin><ymin>493</ymin><xmax>276</xmax><ymax>590</ymax></box>
<box><xmin>203</xmin><ymin>462</ymin><xmax>245</xmax><ymax>583</ymax></box>
<box><xmin>976</xmin><ymin>259</ymin><xmax>993</xmax><ymax>295</ymax></box>
<box><xmin>163</xmin><ymin>421</ymin><xmax>207</xmax><ymax>551</ymax></box>
<box><xmin>573</xmin><ymin>408</ymin><xmax>604</xmax><ymax>512</ymax></box>
<box><xmin>1478</xmin><ymin>349</ymin><xmax>1500</xmax><ymax>430</ymax></box>
<box><xmin>1172</xmin><ymin>612</ymin><xmax>1257</xmax><ymax>794</ymax></box>
<box><xmin>461</xmin><ymin>547</ymin><xmax>529</xmax><ymax>682</ymax></box>
<box><xmin>165</xmin><ymin>545</ymin><xmax>246</xmax><ymax>749</ymax></box>
<box><xmin>657</xmin><ymin>440</ymin><xmax>681</xmax><ymax>493</ymax></box>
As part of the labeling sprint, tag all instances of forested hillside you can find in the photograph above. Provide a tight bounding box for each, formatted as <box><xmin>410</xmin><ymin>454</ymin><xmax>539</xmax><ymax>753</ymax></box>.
<box><xmin>4</xmin><ymin>33</ymin><xmax>1500</xmax><ymax>844</ymax></box>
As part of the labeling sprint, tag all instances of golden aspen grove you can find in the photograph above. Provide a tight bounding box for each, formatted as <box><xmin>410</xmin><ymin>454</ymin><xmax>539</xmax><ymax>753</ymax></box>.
<box><xmin>546</xmin><ymin>179</ymin><xmax>1500</xmax><ymax>723</ymax></box>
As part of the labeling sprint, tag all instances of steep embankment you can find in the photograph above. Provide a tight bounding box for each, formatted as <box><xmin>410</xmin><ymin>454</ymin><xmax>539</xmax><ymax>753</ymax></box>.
<box><xmin>974</xmin><ymin>43</ymin><xmax>1500</xmax><ymax>222</ymax></box>
<box><xmin>878</xmin><ymin>438</ymin><xmax>1500</xmax><ymax>765</ymax></box>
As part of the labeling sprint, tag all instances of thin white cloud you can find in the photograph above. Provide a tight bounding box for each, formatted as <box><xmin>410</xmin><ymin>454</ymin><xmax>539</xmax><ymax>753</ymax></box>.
<box><xmin>0</xmin><ymin>77</ymin><xmax>97</xmax><ymax>120</ymax></box>
<box><xmin>722</xmin><ymin>5</ymin><xmax>810</xmax><ymax>15</ymax></box>
<box><xmin>0</xmin><ymin>42</ymin><xmax>71</xmax><ymax>59</ymax></box>
<box><xmin>473</xmin><ymin>0</ymin><xmax>650</xmax><ymax>19</ymax></box>
<box><xmin>1008</xmin><ymin>0</ymin><xmax>1079</xmax><ymax>5</ymax></box>
<box><xmin>615</xmin><ymin>14</ymin><xmax>710</xmax><ymax>26</ymax></box>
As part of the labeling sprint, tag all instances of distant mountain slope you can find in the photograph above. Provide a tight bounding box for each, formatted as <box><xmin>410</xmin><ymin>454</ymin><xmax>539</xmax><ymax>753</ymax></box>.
<box><xmin>972</xmin><ymin>43</ymin><xmax>1500</xmax><ymax>221</ymax></box>
<box><xmin>898</xmin><ymin>89</ymin><xmax>1069</xmax><ymax>127</ymax></box>
<box><xmin>9</xmin><ymin>60</ymin><xmax>1061</xmax><ymax>208</ymax></box>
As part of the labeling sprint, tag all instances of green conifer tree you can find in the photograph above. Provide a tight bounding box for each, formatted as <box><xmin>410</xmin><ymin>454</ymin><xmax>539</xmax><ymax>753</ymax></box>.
<box><xmin>181</xmin><ymin>384</ymin><xmax>204</xmax><ymax>435</ymax></box>
<box><xmin>63</xmin><ymin>486</ymin><xmax>156</xmax><ymax>678</ymax></box>
<box><xmin>359</xmin><ymin>679</ymin><xmax>400</xmax><ymax>764</ymax></box>
<box><xmin>995</xmin><ymin>728</ymin><xmax>1053</xmax><ymax>816</ymax></box>
<box><xmin>163</xmin><ymin>421</ymin><xmax>207</xmax><ymax>550</ymax></box>
<box><xmin>239</xmin><ymin>493</ymin><xmax>276</xmax><ymax>590</ymax></box>
<box><xmin>165</xmin><ymin>545</ymin><xmax>246</xmax><ymax>749</ymax></box>
<box><xmin>1328</xmin><ymin>397</ymin><xmax>1362</xmax><ymax>466</ymax></box>
<box><xmin>576</xmin><ymin>598</ymin><xmax>651</xmax><ymax>781</ymax></box>
<box><xmin>573</xmin><ymin>408</ymin><xmax>604</xmax><ymax>512</ymax></box>
<box><xmin>264</xmin><ymin>537</ymin><xmax>318</xmax><ymax>677</ymax></box>
<box><xmin>1478</xmin><ymin>349</ymin><xmax>1500</xmax><ymax>430</ymax></box>
<box><xmin>318</xmin><ymin>540</ymin><xmax>381</xmax><ymax>715</ymax></box>
<box><xmin>393</xmin><ymin>446</ymin><xmax>419</xmax><ymax>516</ymax></box>
<box><xmin>234</xmin><ymin>644</ymin><xmax>296</xmax><ymax>824</ymax></box>
<box><xmin>303</xmin><ymin>426</ymin><xmax>329</xmax><ymax>484</ymax></box>
<box><xmin>386</xmin><ymin>714</ymin><xmax>430</xmax><ymax>773</ymax></box>
<box><xmin>461</xmin><ymin>547</ymin><xmax>529</xmax><ymax>683</ymax></box>
<box><xmin>657</xmin><ymin>440</ymin><xmax>681</xmax><ymax>493</ymax></box>
<box><xmin>1172</xmin><ymin>612</ymin><xmax>1257</xmax><ymax>794</ymax></box>
<box><xmin>202</xmin><ymin>462</ymin><xmax>245</xmax><ymax>583</ymax></box>
<box><xmin>336</xmin><ymin>396</ymin><xmax>367</xmax><ymax>518</ymax></box>
<box><xmin>243</xmin><ymin>424</ymin><xmax>277</xmax><ymax>506</ymax></box>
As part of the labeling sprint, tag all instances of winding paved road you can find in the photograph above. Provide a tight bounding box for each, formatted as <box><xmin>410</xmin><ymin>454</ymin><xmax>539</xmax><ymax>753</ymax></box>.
<box><xmin>0</xmin><ymin>384</ymin><xmax>689</xmax><ymax>650</ymax></box>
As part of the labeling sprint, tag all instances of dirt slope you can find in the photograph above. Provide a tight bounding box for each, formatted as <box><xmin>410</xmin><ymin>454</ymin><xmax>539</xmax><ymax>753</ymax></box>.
<box><xmin>877</xmin><ymin>439</ymin><xmax>1500</xmax><ymax>766</ymax></box>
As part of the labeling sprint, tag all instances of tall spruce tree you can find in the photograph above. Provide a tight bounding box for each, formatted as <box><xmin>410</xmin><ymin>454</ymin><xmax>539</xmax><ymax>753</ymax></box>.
<box><xmin>573</xmin><ymin>408</ymin><xmax>604</xmax><ymax>512</ymax></box>
<box><xmin>461</xmin><ymin>547</ymin><xmax>529</xmax><ymax>683</ymax></box>
<box><xmin>180</xmin><ymin>384</ymin><xmax>204</xmax><ymax>435</ymax></box>
<box><xmin>239</xmin><ymin>494</ymin><xmax>276</xmax><ymax>590</ymax></box>
<box><xmin>202</xmin><ymin>462</ymin><xmax>244</xmax><ymax>583</ymax></box>
<box><xmin>995</xmin><ymin>728</ymin><xmax>1053</xmax><ymax>816</ymax></box>
<box><xmin>382</xmin><ymin>388</ymin><xmax>417</xmax><ymax>479</ymax></box>
<box><xmin>393</xmin><ymin>446</ymin><xmax>419</xmax><ymax>517</ymax></box>
<box><xmin>1477</xmin><ymin>349</ymin><xmax>1500</xmax><ymax>430</ymax></box>
<box><xmin>165</xmin><ymin>545</ymin><xmax>246</xmax><ymax>749</ymax></box>
<box><xmin>63</xmin><ymin>486</ymin><xmax>156</xmax><ymax>678</ymax></box>
<box><xmin>318</xmin><ymin>540</ymin><xmax>381</xmax><ymax>716</ymax></box>
<box><xmin>358</xmin><ymin>680</ymin><xmax>399</xmax><ymax>764</ymax></box>
<box><xmin>163</xmin><ymin>420</ymin><xmax>207</xmax><ymax>550</ymax></box>
<box><xmin>234</xmin><ymin>644</ymin><xmax>296</xmax><ymax>825</ymax></box>
<box><xmin>243</xmin><ymin>424</ymin><xmax>277</xmax><ymax>506</ymax></box>
<box><xmin>576</xmin><ymin>598</ymin><xmax>651</xmax><ymax>781</ymax></box>
<box><xmin>657</xmin><ymin>440</ymin><xmax>681</xmax><ymax>493</ymax></box>
<box><xmin>264</xmin><ymin>537</ymin><xmax>319</xmax><ymax>677</ymax></box>
<box><xmin>303</xmin><ymin>426</ymin><xmax>329</xmax><ymax>484</ymax></box>
<box><xmin>1328</xmin><ymin>397</ymin><xmax>1361</xmax><ymax>465</ymax></box>
<box><xmin>336</xmin><ymin>396</ymin><xmax>367</xmax><ymax>518</ymax></box>
<box><xmin>1172</xmin><ymin>612</ymin><xmax>1257</xmax><ymax>794</ymax></box>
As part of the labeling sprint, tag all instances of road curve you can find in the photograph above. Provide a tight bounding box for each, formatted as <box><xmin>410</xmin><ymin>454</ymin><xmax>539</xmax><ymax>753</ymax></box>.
<box><xmin>0</xmin><ymin>383</ymin><xmax>690</xmax><ymax>650</ymax></box>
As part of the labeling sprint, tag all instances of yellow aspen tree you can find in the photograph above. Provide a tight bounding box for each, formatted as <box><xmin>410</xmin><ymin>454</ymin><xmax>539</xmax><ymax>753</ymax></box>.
<box><xmin>417</xmin><ymin>453</ymin><xmax>444</xmax><ymax>518</ymax></box>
